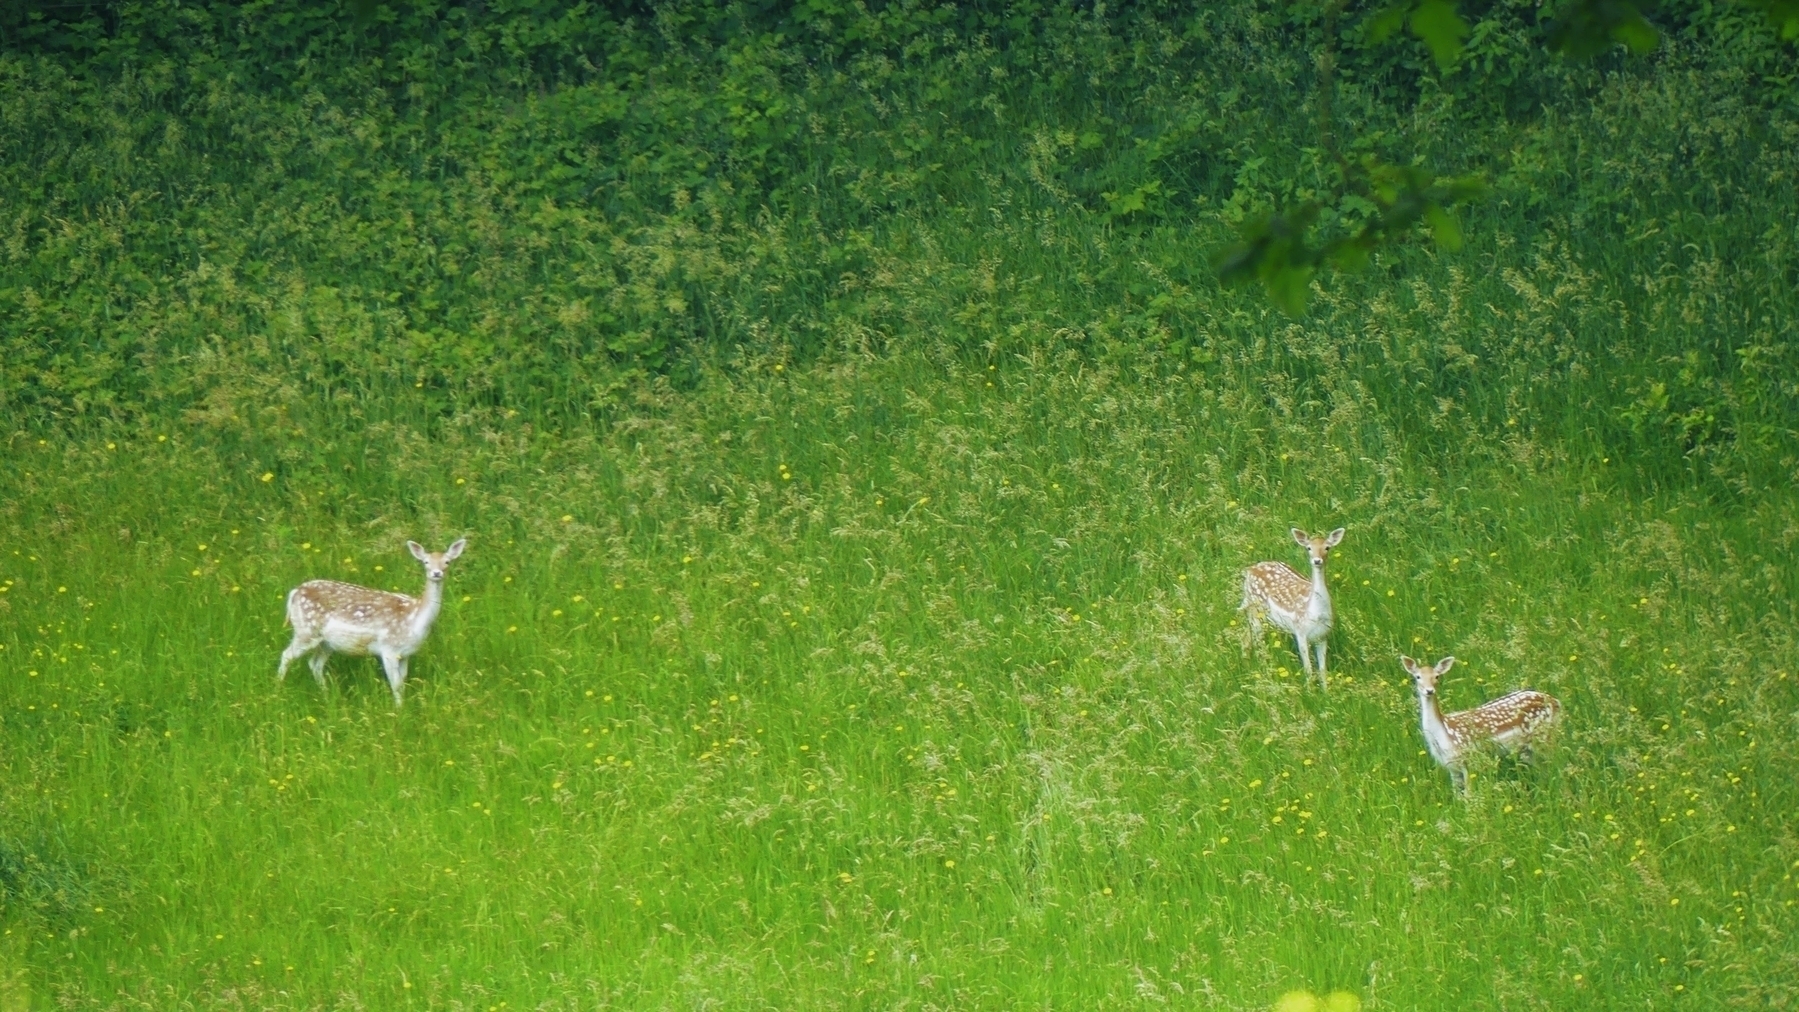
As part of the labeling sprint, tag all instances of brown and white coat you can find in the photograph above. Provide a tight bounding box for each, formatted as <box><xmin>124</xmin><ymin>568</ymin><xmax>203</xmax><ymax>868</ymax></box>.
<box><xmin>278</xmin><ymin>539</ymin><xmax>466</xmax><ymax>707</ymax></box>
<box><xmin>1401</xmin><ymin>655</ymin><xmax>1561</xmax><ymax>792</ymax></box>
<box><xmin>1241</xmin><ymin>527</ymin><xmax>1344</xmax><ymax>689</ymax></box>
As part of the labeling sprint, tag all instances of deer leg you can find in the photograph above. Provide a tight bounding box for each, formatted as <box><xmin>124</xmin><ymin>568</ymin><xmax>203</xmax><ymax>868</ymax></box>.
<box><xmin>380</xmin><ymin>653</ymin><xmax>408</xmax><ymax>708</ymax></box>
<box><xmin>1314</xmin><ymin>640</ymin><xmax>1329</xmax><ymax>691</ymax></box>
<box><xmin>306</xmin><ymin>648</ymin><xmax>330</xmax><ymax>689</ymax></box>
<box><xmin>1451</xmin><ymin>765</ymin><xmax>1469</xmax><ymax>794</ymax></box>
<box><xmin>279</xmin><ymin>636</ymin><xmax>319</xmax><ymax>682</ymax></box>
<box><xmin>1294</xmin><ymin>633</ymin><xmax>1314</xmax><ymax>678</ymax></box>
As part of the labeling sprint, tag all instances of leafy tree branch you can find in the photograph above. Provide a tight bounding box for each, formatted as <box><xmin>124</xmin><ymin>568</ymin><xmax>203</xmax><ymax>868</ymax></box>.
<box><xmin>1216</xmin><ymin>0</ymin><xmax>1796</xmax><ymax>314</ymax></box>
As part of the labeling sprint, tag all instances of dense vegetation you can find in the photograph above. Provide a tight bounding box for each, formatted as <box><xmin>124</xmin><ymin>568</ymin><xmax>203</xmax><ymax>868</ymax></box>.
<box><xmin>1</xmin><ymin>1</ymin><xmax>1796</xmax><ymax>1008</ymax></box>
<box><xmin>5</xmin><ymin>0</ymin><xmax>1796</xmax><ymax>481</ymax></box>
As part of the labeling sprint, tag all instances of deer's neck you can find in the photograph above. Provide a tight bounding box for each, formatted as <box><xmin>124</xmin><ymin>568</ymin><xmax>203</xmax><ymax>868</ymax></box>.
<box><xmin>409</xmin><ymin>577</ymin><xmax>444</xmax><ymax>639</ymax></box>
<box><xmin>1417</xmin><ymin>691</ymin><xmax>1458</xmax><ymax>764</ymax></box>
<box><xmin>1310</xmin><ymin>565</ymin><xmax>1333</xmax><ymax>613</ymax></box>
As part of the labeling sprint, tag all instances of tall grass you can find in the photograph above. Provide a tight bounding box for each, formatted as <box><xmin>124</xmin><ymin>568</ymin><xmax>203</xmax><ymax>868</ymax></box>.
<box><xmin>2</xmin><ymin>343</ymin><xmax>1796</xmax><ymax>1007</ymax></box>
<box><xmin>2</xmin><ymin>0</ymin><xmax>1797</xmax><ymax>1007</ymax></box>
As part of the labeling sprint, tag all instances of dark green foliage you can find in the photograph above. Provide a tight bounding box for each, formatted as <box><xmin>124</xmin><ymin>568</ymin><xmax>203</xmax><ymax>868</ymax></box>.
<box><xmin>1215</xmin><ymin>158</ymin><xmax>1487</xmax><ymax>316</ymax></box>
<box><xmin>1749</xmin><ymin>0</ymin><xmax>1799</xmax><ymax>38</ymax></box>
<box><xmin>1224</xmin><ymin>0</ymin><xmax>1799</xmax><ymax>312</ymax></box>
<box><xmin>1</xmin><ymin>0</ymin><xmax>1796</xmax><ymax>486</ymax></box>
<box><xmin>1366</xmin><ymin>0</ymin><xmax>1473</xmax><ymax>70</ymax></box>
<box><xmin>1544</xmin><ymin>0</ymin><xmax>1663</xmax><ymax>58</ymax></box>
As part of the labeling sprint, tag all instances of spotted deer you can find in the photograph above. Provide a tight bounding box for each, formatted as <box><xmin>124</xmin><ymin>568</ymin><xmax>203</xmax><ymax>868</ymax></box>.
<box><xmin>1240</xmin><ymin>527</ymin><xmax>1344</xmax><ymax>689</ymax></box>
<box><xmin>1400</xmin><ymin>655</ymin><xmax>1562</xmax><ymax>793</ymax></box>
<box><xmin>278</xmin><ymin>539</ymin><xmax>466</xmax><ymax>707</ymax></box>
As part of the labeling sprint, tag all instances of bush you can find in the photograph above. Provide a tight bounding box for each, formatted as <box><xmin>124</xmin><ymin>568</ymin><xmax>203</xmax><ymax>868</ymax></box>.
<box><xmin>0</xmin><ymin>0</ymin><xmax>1794</xmax><ymax>486</ymax></box>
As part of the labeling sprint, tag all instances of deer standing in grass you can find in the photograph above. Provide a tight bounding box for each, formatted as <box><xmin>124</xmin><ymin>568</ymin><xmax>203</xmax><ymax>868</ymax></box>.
<box><xmin>1241</xmin><ymin>527</ymin><xmax>1344</xmax><ymax>689</ymax></box>
<box><xmin>1400</xmin><ymin>655</ymin><xmax>1561</xmax><ymax>793</ymax></box>
<box><xmin>278</xmin><ymin>539</ymin><xmax>466</xmax><ymax>707</ymax></box>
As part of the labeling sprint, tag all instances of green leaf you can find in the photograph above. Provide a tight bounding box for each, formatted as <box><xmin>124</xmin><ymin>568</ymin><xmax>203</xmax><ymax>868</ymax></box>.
<box><xmin>1739</xmin><ymin>0</ymin><xmax>1799</xmax><ymax>40</ymax></box>
<box><xmin>1424</xmin><ymin>204</ymin><xmax>1463</xmax><ymax>251</ymax></box>
<box><xmin>1547</xmin><ymin>0</ymin><xmax>1660</xmax><ymax>59</ymax></box>
<box><xmin>1331</xmin><ymin>243</ymin><xmax>1372</xmax><ymax>273</ymax></box>
<box><xmin>1409</xmin><ymin>0</ymin><xmax>1469</xmax><ymax>70</ymax></box>
<box><xmin>1267</xmin><ymin>265</ymin><xmax>1316</xmax><ymax>318</ymax></box>
<box><xmin>1612</xmin><ymin>12</ymin><xmax>1659</xmax><ymax>53</ymax></box>
<box><xmin>1364</xmin><ymin>3</ymin><xmax>1410</xmax><ymax>43</ymax></box>
<box><xmin>1214</xmin><ymin>205</ymin><xmax>1324</xmax><ymax>316</ymax></box>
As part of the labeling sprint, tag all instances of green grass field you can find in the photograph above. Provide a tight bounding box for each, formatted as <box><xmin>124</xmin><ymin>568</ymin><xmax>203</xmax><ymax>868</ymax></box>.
<box><xmin>3</xmin><ymin>346</ymin><xmax>1796</xmax><ymax>1008</ymax></box>
<box><xmin>5</xmin><ymin>0</ymin><xmax>1799</xmax><ymax>1007</ymax></box>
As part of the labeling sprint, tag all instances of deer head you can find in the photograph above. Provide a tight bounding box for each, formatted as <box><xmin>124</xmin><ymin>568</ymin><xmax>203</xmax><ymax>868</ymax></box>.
<box><xmin>1291</xmin><ymin>527</ymin><xmax>1346</xmax><ymax>571</ymax></box>
<box><xmin>1400</xmin><ymin>655</ymin><xmax>1455</xmax><ymax>698</ymax></box>
<box><xmin>407</xmin><ymin>538</ymin><xmax>467</xmax><ymax>582</ymax></box>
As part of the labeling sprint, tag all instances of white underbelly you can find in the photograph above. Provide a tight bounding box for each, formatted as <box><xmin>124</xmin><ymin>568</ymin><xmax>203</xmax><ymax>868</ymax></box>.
<box><xmin>1269</xmin><ymin>605</ymin><xmax>1332</xmax><ymax>640</ymax></box>
<box><xmin>1490</xmin><ymin>726</ymin><xmax>1528</xmax><ymax>751</ymax></box>
<box><xmin>322</xmin><ymin>620</ymin><xmax>386</xmax><ymax>656</ymax></box>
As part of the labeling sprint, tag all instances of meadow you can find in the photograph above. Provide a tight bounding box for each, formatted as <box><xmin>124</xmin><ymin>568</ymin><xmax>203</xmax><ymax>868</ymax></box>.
<box><xmin>4</xmin><ymin>342</ymin><xmax>1797</xmax><ymax>1008</ymax></box>
<box><xmin>3</xmin><ymin>1</ymin><xmax>1799</xmax><ymax>1008</ymax></box>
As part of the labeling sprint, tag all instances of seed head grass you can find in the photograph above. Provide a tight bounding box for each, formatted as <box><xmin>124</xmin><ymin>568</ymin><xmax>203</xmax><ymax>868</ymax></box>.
<box><xmin>1</xmin><ymin>346</ymin><xmax>1794</xmax><ymax>1007</ymax></box>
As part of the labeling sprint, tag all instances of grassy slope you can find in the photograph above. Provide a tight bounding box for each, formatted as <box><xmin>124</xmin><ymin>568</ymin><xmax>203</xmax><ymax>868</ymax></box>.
<box><xmin>1</xmin><ymin>345</ymin><xmax>1796</xmax><ymax>1008</ymax></box>
<box><xmin>2</xmin><ymin>1</ymin><xmax>1798</xmax><ymax>1008</ymax></box>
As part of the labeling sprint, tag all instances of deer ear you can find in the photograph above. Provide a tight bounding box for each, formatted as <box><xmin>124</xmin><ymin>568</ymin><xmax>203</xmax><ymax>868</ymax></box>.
<box><xmin>1291</xmin><ymin>527</ymin><xmax>1309</xmax><ymax>546</ymax></box>
<box><xmin>1436</xmin><ymin>656</ymin><xmax>1456</xmax><ymax>674</ymax></box>
<box><xmin>407</xmin><ymin>541</ymin><xmax>428</xmax><ymax>562</ymax></box>
<box><xmin>1325</xmin><ymin>527</ymin><xmax>1345</xmax><ymax>548</ymax></box>
<box><xmin>443</xmin><ymin>538</ymin><xmax>467</xmax><ymax>561</ymax></box>
<box><xmin>1400</xmin><ymin>655</ymin><xmax>1420</xmax><ymax>675</ymax></box>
